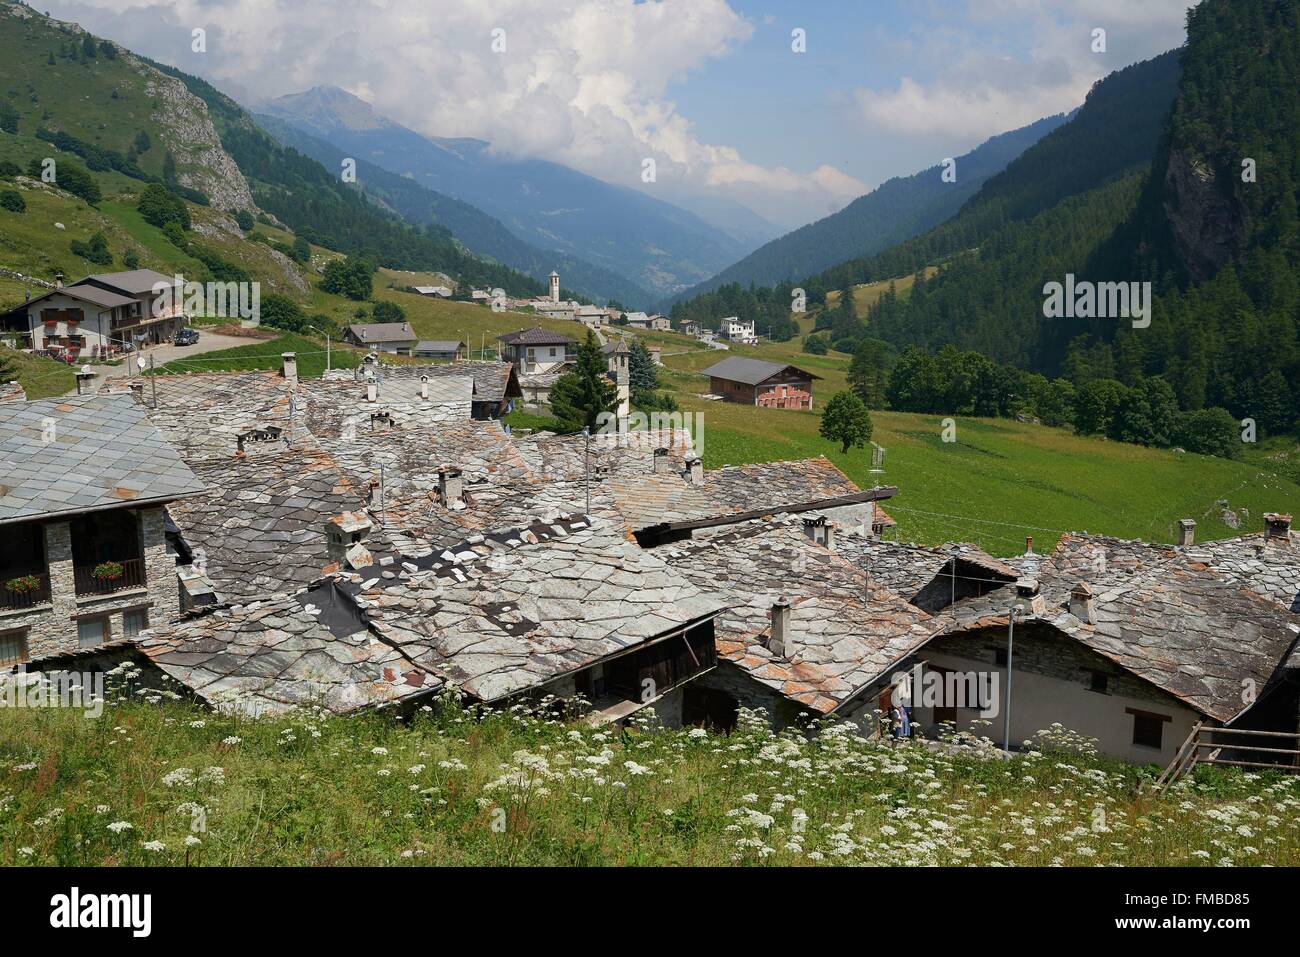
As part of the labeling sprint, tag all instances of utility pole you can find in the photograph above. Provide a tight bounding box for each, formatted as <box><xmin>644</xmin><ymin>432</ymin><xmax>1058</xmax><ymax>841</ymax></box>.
<box><xmin>149</xmin><ymin>353</ymin><xmax>157</xmax><ymax>409</ymax></box>
<box><xmin>1003</xmin><ymin>605</ymin><xmax>1021</xmax><ymax>753</ymax></box>
<box><xmin>583</xmin><ymin>426</ymin><xmax>591</xmax><ymax>515</ymax></box>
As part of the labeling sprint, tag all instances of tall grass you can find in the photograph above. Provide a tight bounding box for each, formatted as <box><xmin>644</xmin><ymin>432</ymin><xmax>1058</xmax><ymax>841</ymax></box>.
<box><xmin>2</xmin><ymin>685</ymin><xmax>1297</xmax><ymax>866</ymax></box>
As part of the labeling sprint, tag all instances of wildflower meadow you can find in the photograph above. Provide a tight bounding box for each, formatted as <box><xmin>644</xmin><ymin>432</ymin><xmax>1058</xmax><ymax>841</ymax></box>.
<box><xmin>2</xmin><ymin>680</ymin><xmax>1298</xmax><ymax>866</ymax></box>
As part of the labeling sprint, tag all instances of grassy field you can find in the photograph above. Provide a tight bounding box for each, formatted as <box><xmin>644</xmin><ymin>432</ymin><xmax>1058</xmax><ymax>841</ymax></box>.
<box><xmin>152</xmin><ymin>332</ymin><xmax>373</xmax><ymax>378</ymax></box>
<box><xmin>2</xmin><ymin>692</ymin><xmax>1296</xmax><ymax>866</ymax></box>
<box><xmin>0</xmin><ymin>344</ymin><xmax>75</xmax><ymax>398</ymax></box>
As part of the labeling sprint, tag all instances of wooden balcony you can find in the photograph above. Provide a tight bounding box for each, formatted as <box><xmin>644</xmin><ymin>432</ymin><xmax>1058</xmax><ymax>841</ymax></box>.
<box><xmin>73</xmin><ymin>557</ymin><xmax>146</xmax><ymax>597</ymax></box>
<box><xmin>1</xmin><ymin>571</ymin><xmax>52</xmax><ymax>611</ymax></box>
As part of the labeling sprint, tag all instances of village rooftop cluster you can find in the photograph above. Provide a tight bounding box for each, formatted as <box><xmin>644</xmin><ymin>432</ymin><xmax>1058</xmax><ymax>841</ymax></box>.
<box><xmin>1</xmin><ymin>269</ymin><xmax>1299</xmax><ymax>775</ymax></box>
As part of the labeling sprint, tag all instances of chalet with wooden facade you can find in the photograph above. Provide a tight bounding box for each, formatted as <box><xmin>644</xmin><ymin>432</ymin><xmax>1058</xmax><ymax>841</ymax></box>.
<box><xmin>702</xmin><ymin>356</ymin><xmax>820</xmax><ymax>410</ymax></box>
<box><xmin>0</xmin><ymin>269</ymin><xmax>187</xmax><ymax>360</ymax></box>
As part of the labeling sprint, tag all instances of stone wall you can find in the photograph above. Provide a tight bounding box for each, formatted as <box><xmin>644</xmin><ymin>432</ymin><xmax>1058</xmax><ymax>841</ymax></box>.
<box><xmin>690</xmin><ymin>661</ymin><xmax>806</xmax><ymax>729</ymax></box>
<box><xmin>1</xmin><ymin>506</ymin><xmax>180</xmax><ymax>662</ymax></box>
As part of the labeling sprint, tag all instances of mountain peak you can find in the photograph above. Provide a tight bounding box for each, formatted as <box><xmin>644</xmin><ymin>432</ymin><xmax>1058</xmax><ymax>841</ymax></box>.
<box><xmin>267</xmin><ymin>85</ymin><xmax>392</xmax><ymax>133</ymax></box>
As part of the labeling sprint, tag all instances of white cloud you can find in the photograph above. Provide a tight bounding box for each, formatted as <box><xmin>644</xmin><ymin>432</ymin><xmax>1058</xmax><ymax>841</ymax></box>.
<box><xmin>853</xmin><ymin>0</ymin><xmax>1195</xmax><ymax>139</ymax></box>
<box><xmin>40</xmin><ymin>0</ymin><xmax>857</xmax><ymax>224</ymax></box>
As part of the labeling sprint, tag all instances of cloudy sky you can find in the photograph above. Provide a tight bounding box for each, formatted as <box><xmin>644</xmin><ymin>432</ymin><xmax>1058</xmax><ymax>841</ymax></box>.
<box><xmin>39</xmin><ymin>0</ymin><xmax>1196</xmax><ymax>230</ymax></box>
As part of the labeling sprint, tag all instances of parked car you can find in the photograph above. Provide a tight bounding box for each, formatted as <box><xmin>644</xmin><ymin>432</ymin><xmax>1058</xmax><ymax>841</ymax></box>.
<box><xmin>174</xmin><ymin>329</ymin><xmax>200</xmax><ymax>346</ymax></box>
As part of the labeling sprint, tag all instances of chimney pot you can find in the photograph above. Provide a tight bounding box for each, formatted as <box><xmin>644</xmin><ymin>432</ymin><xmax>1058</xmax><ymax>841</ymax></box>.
<box><xmin>420</xmin><ymin>374</ymin><xmax>429</xmax><ymax>401</ymax></box>
<box><xmin>1015</xmin><ymin>577</ymin><xmax>1045</xmax><ymax>616</ymax></box>
<box><xmin>653</xmin><ymin>447</ymin><xmax>671</xmax><ymax>474</ymax></box>
<box><xmin>438</xmin><ymin>467</ymin><xmax>464</xmax><ymax>507</ymax></box>
<box><xmin>769</xmin><ymin>596</ymin><xmax>792</xmax><ymax>658</ymax></box>
<box><xmin>1178</xmin><ymin>518</ymin><xmax>1197</xmax><ymax>547</ymax></box>
<box><xmin>683</xmin><ymin>454</ymin><xmax>703</xmax><ymax>484</ymax></box>
<box><xmin>280</xmin><ymin>352</ymin><xmax>298</xmax><ymax>388</ymax></box>
<box><xmin>1264</xmin><ymin>512</ymin><xmax>1293</xmax><ymax>545</ymax></box>
<box><xmin>366</xmin><ymin>380</ymin><xmax>378</xmax><ymax>403</ymax></box>
<box><xmin>1069</xmin><ymin>581</ymin><xmax>1095</xmax><ymax>624</ymax></box>
<box><xmin>1024</xmin><ymin>536</ymin><xmax>1034</xmax><ymax>554</ymax></box>
<box><xmin>326</xmin><ymin>511</ymin><xmax>372</xmax><ymax>563</ymax></box>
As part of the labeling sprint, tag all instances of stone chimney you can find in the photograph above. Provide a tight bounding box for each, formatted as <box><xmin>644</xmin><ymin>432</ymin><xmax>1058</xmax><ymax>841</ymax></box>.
<box><xmin>1178</xmin><ymin>518</ymin><xmax>1196</xmax><ymax>547</ymax></box>
<box><xmin>802</xmin><ymin>515</ymin><xmax>835</xmax><ymax>548</ymax></box>
<box><xmin>768</xmin><ymin>596</ymin><xmax>792</xmax><ymax>658</ymax></box>
<box><xmin>683</xmin><ymin>454</ymin><xmax>703</xmax><ymax>484</ymax></box>
<box><xmin>369</xmin><ymin>410</ymin><xmax>393</xmax><ymax>431</ymax></box>
<box><xmin>280</xmin><ymin>352</ymin><xmax>298</xmax><ymax>389</ymax></box>
<box><xmin>1264</xmin><ymin>512</ymin><xmax>1293</xmax><ymax>546</ymax></box>
<box><xmin>653</xmin><ymin>447</ymin><xmax>671</xmax><ymax>474</ymax></box>
<box><xmin>325</xmin><ymin>511</ymin><xmax>372</xmax><ymax>564</ymax></box>
<box><xmin>366</xmin><ymin>379</ymin><xmax>378</xmax><ymax>403</ymax></box>
<box><xmin>129</xmin><ymin>381</ymin><xmax>145</xmax><ymax>405</ymax></box>
<box><xmin>1069</xmin><ymin>581</ymin><xmax>1095</xmax><ymax>624</ymax></box>
<box><xmin>54</xmin><ymin>272</ymin><xmax>64</xmax><ymax>289</ymax></box>
<box><xmin>420</xmin><ymin>375</ymin><xmax>430</xmax><ymax>401</ymax></box>
<box><xmin>1024</xmin><ymin>536</ymin><xmax>1034</xmax><ymax>555</ymax></box>
<box><xmin>438</xmin><ymin>467</ymin><xmax>464</xmax><ymax>507</ymax></box>
<box><xmin>1015</xmin><ymin>578</ymin><xmax>1045</xmax><ymax>616</ymax></box>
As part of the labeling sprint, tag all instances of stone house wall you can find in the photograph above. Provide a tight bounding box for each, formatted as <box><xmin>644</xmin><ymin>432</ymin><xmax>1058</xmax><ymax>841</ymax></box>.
<box><xmin>0</xmin><ymin>506</ymin><xmax>179</xmax><ymax>663</ymax></box>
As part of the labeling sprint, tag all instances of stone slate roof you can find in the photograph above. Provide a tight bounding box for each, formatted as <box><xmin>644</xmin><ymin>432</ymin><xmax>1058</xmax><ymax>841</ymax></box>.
<box><xmin>1185</xmin><ymin>533</ymin><xmax>1300</xmax><ymax>613</ymax></box>
<box><xmin>513</xmin><ymin>428</ymin><xmax>695</xmax><ymax>482</ymax></box>
<box><xmin>334</xmin><ymin>515</ymin><xmax>724</xmax><ymax>702</ymax></box>
<box><xmin>415</xmin><ymin>340</ymin><xmax>464</xmax><ymax>353</ymax></box>
<box><xmin>347</xmin><ymin>322</ymin><xmax>417</xmax><ymax>343</ymax></box>
<box><xmin>168</xmin><ymin>449</ymin><xmax>389</xmax><ymax>602</ymax></box>
<box><xmin>139</xmin><ymin>593</ymin><xmax>439</xmax><ymax>717</ymax></box>
<box><xmin>325</xmin><ymin>360</ymin><xmax>520</xmax><ymax>404</ymax></box>
<box><xmin>602</xmin><ymin>455</ymin><xmax>895</xmax><ymax>537</ymax></box>
<box><xmin>16</xmin><ymin>284</ymin><xmax>137</xmax><ymax>312</ymax></box>
<box><xmin>146</xmin><ymin>370</ymin><xmax>294</xmax><ymax>462</ymax></box>
<box><xmin>0</xmin><ymin>393</ymin><xmax>206</xmax><ymax>523</ymax></box>
<box><xmin>658</xmin><ymin>516</ymin><xmax>941</xmax><ymax>714</ymax></box>
<box><xmin>938</xmin><ymin>533</ymin><xmax>1300</xmax><ymax>723</ymax></box>
<box><xmin>498</xmin><ymin>326</ymin><xmax>575</xmax><ymax>346</ymax></box>
<box><xmin>833</xmin><ymin>533</ymin><xmax>1021</xmax><ymax>602</ymax></box>
<box><xmin>293</xmin><ymin>376</ymin><xmax>473</xmax><ymax>439</ymax></box>
<box><xmin>317</xmin><ymin>422</ymin><xmax>577</xmax><ymax>547</ymax></box>
<box><xmin>73</xmin><ymin>268</ymin><xmax>174</xmax><ymax>296</ymax></box>
<box><xmin>701</xmin><ymin>356</ymin><xmax>819</xmax><ymax>385</ymax></box>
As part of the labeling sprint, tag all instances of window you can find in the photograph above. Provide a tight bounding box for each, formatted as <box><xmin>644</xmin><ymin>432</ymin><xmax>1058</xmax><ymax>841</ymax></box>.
<box><xmin>549</xmin><ymin>347</ymin><xmax>557</xmax><ymax>357</ymax></box>
<box><xmin>77</xmin><ymin>616</ymin><xmax>109</xmax><ymax>649</ymax></box>
<box><xmin>994</xmin><ymin>649</ymin><xmax>1008</xmax><ymax>667</ymax></box>
<box><xmin>0</xmin><ymin>630</ymin><xmax>27</xmax><ymax>668</ymax></box>
<box><xmin>1088</xmin><ymin>671</ymin><xmax>1109</xmax><ymax>694</ymax></box>
<box><xmin>123</xmin><ymin>609</ymin><xmax>148</xmax><ymax>638</ymax></box>
<box><xmin>1129</xmin><ymin>710</ymin><xmax>1169</xmax><ymax>749</ymax></box>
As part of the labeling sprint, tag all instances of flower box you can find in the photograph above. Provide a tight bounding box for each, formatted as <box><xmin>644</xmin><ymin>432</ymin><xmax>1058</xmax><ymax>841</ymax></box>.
<box><xmin>92</xmin><ymin>561</ymin><xmax>124</xmax><ymax>583</ymax></box>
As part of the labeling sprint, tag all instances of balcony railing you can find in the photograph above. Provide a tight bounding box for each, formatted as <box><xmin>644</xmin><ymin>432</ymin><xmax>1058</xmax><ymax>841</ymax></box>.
<box><xmin>73</xmin><ymin>558</ymin><xmax>146</xmax><ymax>597</ymax></box>
<box><xmin>1</xmin><ymin>571</ymin><xmax>52</xmax><ymax>611</ymax></box>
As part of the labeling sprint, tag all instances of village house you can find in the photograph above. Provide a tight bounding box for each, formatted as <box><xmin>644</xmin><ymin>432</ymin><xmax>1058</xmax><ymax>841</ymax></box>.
<box><xmin>0</xmin><ymin>393</ymin><xmax>206</xmax><ymax>665</ymax></box>
<box><xmin>498</xmin><ymin>326</ymin><xmax>576</xmax><ymax>403</ymax></box>
<box><xmin>720</xmin><ymin>316</ymin><xmax>757</xmax><ymax>343</ymax></box>
<box><xmin>344</xmin><ymin>322</ymin><xmax>419</xmax><ymax>355</ymax></box>
<box><xmin>413</xmin><ymin>340</ymin><xmax>465</xmax><ymax>361</ymax></box>
<box><xmin>646</xmin><ymin>314</ymin><xmax>672</xmax><ymax>332</ymax></box>
<box><xmin>623</xmin><ymin>311</ymin><xmax>651</xmax><ymax>329</ymax></box>
<box><xmin>497</xmin><ymin>327</ymin><xmax>574</xmax><ymax>375</ymax></box>
<box><xmin>575</xmin><ymin>304</ymin><xmax>608</xmax><ymax>330</ymax></box>
<box><xmin>0</xmin><ymin>268</ymin><xmax>188</xmax><ymax>360</ymax></box>
<box><xmin>702</xmin><ymin>356</ymin><xmax>819</xmax><ymax>410</ymax></box>
<box><xmin>412</xmin><ymin>285</ymin><xmax>453</xmax><ymax>298</ymax></box>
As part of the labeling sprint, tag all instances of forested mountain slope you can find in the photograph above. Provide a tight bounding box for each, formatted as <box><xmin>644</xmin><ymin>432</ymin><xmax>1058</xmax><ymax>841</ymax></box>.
<box><xmin>662</xmin><ymin>114</ymin><xmax>1068</xmax><ymax>309</ymax></box>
